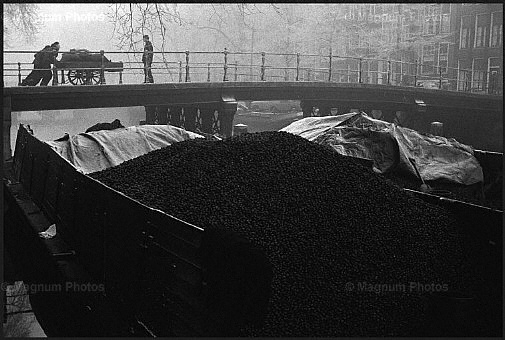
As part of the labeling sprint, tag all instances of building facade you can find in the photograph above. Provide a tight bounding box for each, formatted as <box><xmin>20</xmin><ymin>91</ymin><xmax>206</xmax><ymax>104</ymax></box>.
<box><xmin>328</xmin><ymin>4</ymin><xmax>458</xmax><ymax>87</ymax></box>
<box><xmin>320</xmin><ymin>3</ymin><xmax>503</xmax><ymax>94</ymax></box>
<box><xmin>453</xmin><ymin>3</ymin><xmax>502</xmax><ymax>94</ymax></box>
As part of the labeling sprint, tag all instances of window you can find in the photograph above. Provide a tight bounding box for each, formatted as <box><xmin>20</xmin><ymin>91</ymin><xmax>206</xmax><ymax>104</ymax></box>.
<box><xmin>458</xmin><ymin>60</ymin><xmax>472</xmax><ymax>91</ymax></box>
<box><xmin>400</xmin><ymin>17</ymin><xmax>410</xmax><ymax>42</ymax></box>
<box><xmin>472</xmin><ymin>58</ymin><xmax>486</xmax><ymax>92</ymax></box>
<box><xmin>424</xmin><ymin>18</ymin><xmax>433</xmax><ymax>34</ymax></box>
<box><xmin>434</xmin><ymin>16</ymin><xmax>441</xmax><ymax>34</ymax></box>
<box><xmin>460</xmin><ymin>15</ymin><xmax>472</xmax><ymax>49</ymax></box>
<box><xmin>490</xmin><ymin>12</ymin><xmax>503</xmax><ymax>47</ymax></box>
<box><xmin>386</xmin><ymin>22</ymin><xmax>398</xmax><ymax>44</ymax></box>
<box><xmin>475</xmin><ymin>26</ymin><xmax>486</xmax><ymax>47</ymax></box>
<box><xmin>375</xmin><ymin>4</ymin><xmax>383</xmax><ymax>16</ymax></box>
<box><xmin>488</xmin><ymin>57</ymin><xmax>502</xmax><ymax>94</ymax></box>
<box><xmin>461</xmin><ymin>28</ymin><xmax>469</xmax><ymax>48</ymax></box>
<box><xmin>475</xmin><ymin>13</ymin><xmax>490</xmax><ymax>48</ymax></box>
<box><xmin>358</xmin><ymin>33</ymin><xmax>369</xmax><ymax>49</ymax></box>
<box><xmin>438</xmin><ymin>43</ymin><xmax>449</xmax><ymax>74</ymax></box>
<box><xmin>422</xmin><ymin>44</ymin><xmax>435</xmax><ymax>74</ymax></box>
<box><xmin>349</xmin><ymin>32</ymin><xmax>359</xmax><ymax>49</ymax></box>
<box><xmin>441</xmin><ymin>13</ymin><xmax>450</xmax><ymax>33</ymax></box>
<box><xmin>423</xmin><ymin>4</ymin><xmax>442</xmax><ymax>35</ymax></box>
<box><xmin>491</xmin><ymin>24</ymin><xmax>503</xmax><ymax>47</ymax></box>
<box><xmin>423</xmin><ymin>45</ymin><xmax>435</xmax><ymax>61</ymax></box>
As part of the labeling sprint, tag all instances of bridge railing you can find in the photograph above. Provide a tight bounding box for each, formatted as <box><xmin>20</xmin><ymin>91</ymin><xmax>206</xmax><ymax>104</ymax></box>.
<box><xmin>3</xmin><ymin>49</ymin><xmax>502</xmax><ymax>95</ymax></box>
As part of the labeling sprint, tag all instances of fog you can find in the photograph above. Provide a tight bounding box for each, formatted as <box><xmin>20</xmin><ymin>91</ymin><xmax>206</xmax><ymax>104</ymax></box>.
<box><xmin>6</xmin><ymin>3</ymin><xmax>500</xmax><ymax>148</ymax></box>
<box><xmin>5</xmin><ymin>4</ymin><xmax>145</xmax><ymax>147</ymax></box>
<box><xmin>6</xmin><ymin>4</ymin><xmax>115</xmax><ymax>53</ymax></box>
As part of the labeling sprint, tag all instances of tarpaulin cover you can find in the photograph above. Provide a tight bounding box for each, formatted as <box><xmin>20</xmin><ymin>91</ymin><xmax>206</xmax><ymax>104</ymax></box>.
<box><xmin>281</xmin><ymin>113</ymin><xmax>483</xmax><ymax>185</ymax></box>
<box><xmin>46</xmin><ymin>125</ymin><xmax>203</xmax><ymax>174</ymax></box>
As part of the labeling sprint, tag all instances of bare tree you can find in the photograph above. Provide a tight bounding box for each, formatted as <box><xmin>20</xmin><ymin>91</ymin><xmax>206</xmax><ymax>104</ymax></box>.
<box><xmin>106</xmin><ymin>3</ymin><xmax>186</xmax><ymax>80</ymax></box>
<box><xmin>105</xmin><ymin>3</ymin><xmax>277</xmax><ymax>80</ymax></box>
<box><xmin>106</xmin><ymin>3</ymin><xmax>267</xmax><ymax>51</ymax></box>
<box><xmin>3</xmin><ymin>3</ymin><xmax>40</xmax><ymax>47</ymax></box>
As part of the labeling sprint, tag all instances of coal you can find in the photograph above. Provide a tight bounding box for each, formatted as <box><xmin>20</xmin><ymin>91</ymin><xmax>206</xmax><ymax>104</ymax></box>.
<box><xmin>90</xmin><ymin>131</ymin><xmax>486</xmax><ymax>336</ymax></box>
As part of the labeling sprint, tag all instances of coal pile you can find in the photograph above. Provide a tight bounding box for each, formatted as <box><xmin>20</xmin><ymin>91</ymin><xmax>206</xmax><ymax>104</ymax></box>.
<box><xmin>90</xmin><ymin>131</ymin><xmax>476</xmax><ymax>336</ymax></box>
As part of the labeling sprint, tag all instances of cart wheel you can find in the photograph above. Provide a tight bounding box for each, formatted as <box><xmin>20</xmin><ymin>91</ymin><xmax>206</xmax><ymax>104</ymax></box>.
<box><xmin>86</xmin><ymin>71</ymin><xmax>102</xmax><ymax>85</ymax></box>
<box><xmin>67</xmin><ymin>70</ymin><xmax>85</xmax><ymax>85</ymax></box>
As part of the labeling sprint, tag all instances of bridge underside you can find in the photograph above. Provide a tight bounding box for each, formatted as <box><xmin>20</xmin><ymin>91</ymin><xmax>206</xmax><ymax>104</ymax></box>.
<box><xmin>3</xmin><ymin>82</ymin><xmax>503</xmax><ymax>159</ymax></box>
<box><xmin>3</xmin><ymin>82</ymin><xmax>502</xmax><ymax>112</ymax></box>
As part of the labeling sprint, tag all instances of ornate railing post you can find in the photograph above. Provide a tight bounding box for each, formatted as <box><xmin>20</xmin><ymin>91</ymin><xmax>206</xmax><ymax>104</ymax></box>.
<box><xmin>296</xmin><ymin>53</ymin><xmax>300</xmax><ymax>81</ymax></box>
<box><xmin>328</xmin><ymin>48</ymin><xmax>333</xmax><ymax>82</ymax></box>
<box><xmin>467</xmin><ymin>69</ymin><xmax>472</xmax><ymax>92</ymax></box>
<box><xmin>52</xmin><ymin>53</ymin><xmax>58</xmax><ymax>86</ymax></box>
<box><xmin>438</xmin><ymin>65</ymin><xmax>443</xmax><ymax>89</ymax></box>
<box><xmin>414</xmin><ymin>59</ymin><xmax>418</xmax><ymax>87</ymax></box>
<box><xmin>400</xmin><ymin>60</ymin><xmax>404</xmax><ymax>85</ymax></box>
<box><xmin>185</xmin><ymin>51</ymin><xmax>190</xmax><ymax>82</ymax></box>
<box><xmin>260</xmin><ymin>52</ymin><xmax>266</xmax><ymax>81</ymax></box>
<box><xmin>483</xmin><ymin>70</ymin><xmax>488</xmax><ymax>92</ymax></box>
<box><xmin>100</xmin><ymin>50</ymin><xmax>105</xmax><ymax>85</ymax></box>
<box><xmin>223</xmin><ymin>48</ymin><xmax>228</xmax><ymax>82</ymax></box>
<box><xmin>17</xmin><ymin>62</ymin><xmax>22</xmax><ymax>86</ymax></box>
<box><xmin>387</xmin><ymin>59</ymin><xmax>391</xmax><ymax>85</ymax></box>
<box><xmin>179</xmin><ymin>61</ymin><xmax>183</xmax><ymax>82</ymax></box>
<box><xmin>456</xmin><ymin>62</ymin><xmax>461</xmax><ymax>91</ymax></box>
<box><xmin>207</xmin><ymin>63</ymin><xmax>211</xmax><ymax>82</ymax></box>
<box><xmin>234</xmin><ymin>63</ymin><xmax>238</xmax><ymax>81</ymax></box>
<box><xmin>488</xmin><ymin>70</ymin><xmax>496</xmax><ymax>94</ymax></box>
<box><xmin>358</xmin><ymin>58</ymin><xmax>363</xmax><ymax>83</ymax></box>
<box><xmin>119</xmin><ymin>71</ymin><xmax>123</xmax><ymax>84</ymax></box>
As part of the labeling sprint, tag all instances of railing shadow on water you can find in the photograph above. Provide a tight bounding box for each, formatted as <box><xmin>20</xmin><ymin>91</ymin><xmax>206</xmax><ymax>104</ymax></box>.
<box><xmin>3</xmin><ymin>49</ymin><xmax>503</xmax><ymax>95</ymax></box>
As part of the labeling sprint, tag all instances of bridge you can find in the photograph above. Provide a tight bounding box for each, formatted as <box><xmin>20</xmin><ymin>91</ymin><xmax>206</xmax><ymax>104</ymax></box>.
<box><xmin>3</xmin><ymin>47</ymin><xmax>503</xmax><ymax>338</ymax></box>
<box><xmin>3</xmin><ymin>49</ymin><xmax>504</xmax><ymax>159</ymax></box>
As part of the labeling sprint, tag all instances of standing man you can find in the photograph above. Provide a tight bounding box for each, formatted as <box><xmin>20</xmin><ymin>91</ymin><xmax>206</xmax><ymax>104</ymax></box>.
<box><xmin>21</xmin><ymin>42</ymin><xmax>60</xmax><ymax>86</ymax></box>
<box><xmin>142</xmin><ymin>35</ymin><xmax>154</xmax><ymax>83</ymax></box>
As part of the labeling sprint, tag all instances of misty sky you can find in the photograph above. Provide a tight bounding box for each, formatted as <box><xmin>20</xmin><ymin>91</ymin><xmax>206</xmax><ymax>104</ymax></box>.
<box><xmin>5</xmin><ymin>4</ymin><xmax>146</xmax><ymax>144</ymax></box>
<box><xmin>7</xmin><ymin>3</ymin><xmax>220</xmax><ymax>52</ymax></box>
<box><xmin>10</xmin><ymin>3</ymin><xmax>114</xmax><ymax>51</ymax></box>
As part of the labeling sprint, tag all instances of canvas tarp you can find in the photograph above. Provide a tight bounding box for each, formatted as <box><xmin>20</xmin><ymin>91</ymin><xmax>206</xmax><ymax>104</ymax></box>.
<box><xmin>46</xmin><ymin>125</ymin><xmax>203</xmax><ymax>174</ymax></box>
<box><xmin>281</xmin><ymin>113</ymin><xmax>483</xmax><ymax>185</ymax></box>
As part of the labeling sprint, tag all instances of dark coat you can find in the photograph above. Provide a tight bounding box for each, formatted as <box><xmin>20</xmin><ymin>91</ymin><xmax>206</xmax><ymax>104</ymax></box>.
<box><xmin>142</xmin><ymin>41</ymin><xmax>153</xmax><ymax>64</ymax></box>
<box><xmin>34</xmin><ymin>45</ymin><xmax>56</xmax><ymax>69</ymax></box>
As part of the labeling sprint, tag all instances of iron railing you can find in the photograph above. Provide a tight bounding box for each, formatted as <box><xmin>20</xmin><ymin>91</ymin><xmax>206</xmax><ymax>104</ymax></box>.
<box><xmin>3</xmin><ymin>49</ymin><xmax>503</xmax><ymax>95</ymax></box>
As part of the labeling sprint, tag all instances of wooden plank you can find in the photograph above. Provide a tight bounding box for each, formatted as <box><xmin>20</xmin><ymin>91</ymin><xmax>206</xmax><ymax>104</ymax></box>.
<box><xmin>405</xmin><ymin>188</ymin><xmax>503</xmax><ymax>246</ymax></box>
